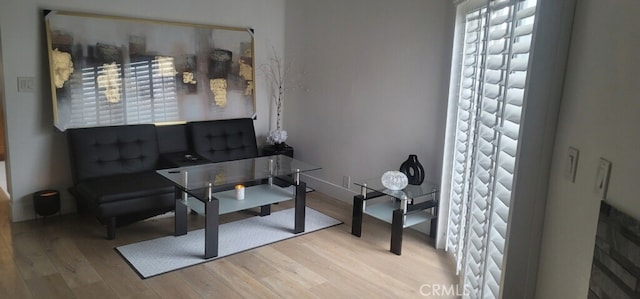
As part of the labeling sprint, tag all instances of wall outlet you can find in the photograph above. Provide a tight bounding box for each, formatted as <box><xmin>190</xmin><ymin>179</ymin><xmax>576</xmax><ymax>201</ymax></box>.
<box><xmin>342</xmin><ymin>176</ymin><xmax>350</xmax><ymax>188</ymax></box>
<box><xmin>594</xmin><ymin>158</ymin><xmax>612</xmax><ymax>200</ymax></box>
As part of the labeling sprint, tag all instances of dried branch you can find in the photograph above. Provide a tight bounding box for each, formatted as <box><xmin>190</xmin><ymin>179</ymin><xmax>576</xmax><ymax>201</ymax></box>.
<box><xmin>261</xmin><ymin>46</ymin><xmax>293</xmax><ymax>132</ymax></box>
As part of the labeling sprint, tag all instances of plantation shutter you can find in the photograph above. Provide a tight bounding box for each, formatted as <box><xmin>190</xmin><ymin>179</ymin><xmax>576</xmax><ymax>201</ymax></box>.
<box><xmin>125</xmin><ymin>60</ymin><xmax>153</xmax><ymax>124</ymax></box>
<box><xmin>96</xmin><ymin>63</ymin><xmax>125</xmax><ymax>125</ymax></box>
<box><xmin>445</xmin><ymin>0</ymin><xmax>538</xmax><ymax>298</ymax></box>
<box><xmin>69</xmin><ymin>63</ymin><xmax>125</xmax><ymax>127</ymax></box>
<box><xmin>68</xmin><ymin>57</ymin><xmax>179</xmax><ymax>128</ymax></box>
<box><xmin>150</xmin><ymin>57</ymin><xmax>179</xmax><ymax>122</ymax></box>
<box><xmin>69</xmin><ymin>66</ymin><xmax>99</xmax><ymax>126</ymax></box>
<box><xmin>446</xmin><ymin>7</ymin><xmax>487</xmax><ymax>272</ymax></box>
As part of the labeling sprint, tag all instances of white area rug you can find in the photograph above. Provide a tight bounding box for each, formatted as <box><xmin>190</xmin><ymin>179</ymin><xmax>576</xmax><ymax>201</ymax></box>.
<box><xmin>116</xmin><ymin>207</ymin><xmax>341</xmax><ymax>278</ymax></box>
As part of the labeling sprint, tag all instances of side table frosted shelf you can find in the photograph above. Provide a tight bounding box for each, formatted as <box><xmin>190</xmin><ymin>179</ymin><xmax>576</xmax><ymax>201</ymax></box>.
<box><xmin>351</xmin><ymin>179</ymin><xmax>439</xmax><ymax>255</ymax></box>
<box><xmin>364</xmin><ymin>200</ymin><xmax>436</xmax><ymax>228</ymax></box>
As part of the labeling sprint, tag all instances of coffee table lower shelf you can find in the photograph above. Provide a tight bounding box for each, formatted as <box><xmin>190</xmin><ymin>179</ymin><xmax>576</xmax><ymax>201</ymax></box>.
<box><xmin>184</xmin><ymin>185</ymin><xmax>294</xmax><ymax>215</ymax></box>
<box><xmin>175</xmin><ymin>182</ymin><xmax>307</xmax><ymax>259</ymax></box>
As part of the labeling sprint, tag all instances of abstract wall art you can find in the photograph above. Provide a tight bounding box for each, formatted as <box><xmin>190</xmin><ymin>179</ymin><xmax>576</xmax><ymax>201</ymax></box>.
<box><xmin>44</xmin><ymin>10</ymin><xmax>255</xmax><ymax>131</ymax></box>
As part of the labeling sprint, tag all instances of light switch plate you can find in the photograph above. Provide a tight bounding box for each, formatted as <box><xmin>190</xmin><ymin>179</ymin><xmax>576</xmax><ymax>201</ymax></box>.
<box><xmin>17</xmin><ymin>77</ymin><xmax>35</xmax><ymax>92</ymax></box>
<box><xmin>594</xmin><ymin>158</ymin><xmax>612</xmax><ymax>200</ymax></box>
<box><xmin>565</xmin><ymin>147</ymin><xmax>579</xmax><ymax>183</ymax></box>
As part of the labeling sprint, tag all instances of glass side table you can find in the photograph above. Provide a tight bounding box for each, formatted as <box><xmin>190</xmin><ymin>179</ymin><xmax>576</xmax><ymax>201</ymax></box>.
<box><xmin>351</xmin><ymin>179</ymin><xmax>439</xmax><ymax>255</ymax></box>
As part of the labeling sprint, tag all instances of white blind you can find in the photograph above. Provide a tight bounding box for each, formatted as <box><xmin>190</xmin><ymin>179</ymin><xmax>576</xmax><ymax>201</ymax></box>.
<box><xmin>69</xmin><ymin>66</ymin><xmax>98</xmax><ymax>126</ymax></box>
<box><xmin>445</xmin><ymin>0</ymin><xmax>537</xmax><ymax>298</ymax></box>
<box><xmin>125</xmin><ymin>60</ymin><xmax>153</xmax><ymax>124</ymax></box>
<box><xmin>447</xmin><ymin>7</ymin><xmax>487</xmax><ymax>273</ymax></box>
<box><xmin>150</xmin><ymin>57</ymin><xmax>179</xmax><ymax>122</ymax></box>
<box><xmin>69</xmin><ymin>57</ymin><xmax>179</xmax><ymax>128</ymax></box>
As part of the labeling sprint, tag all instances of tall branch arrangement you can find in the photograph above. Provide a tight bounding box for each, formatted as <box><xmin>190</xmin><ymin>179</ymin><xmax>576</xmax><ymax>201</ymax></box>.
<box><xmin>261</xmin><ymin>47</ymin><xmax>293</xmax><ymax>144</ymax></box>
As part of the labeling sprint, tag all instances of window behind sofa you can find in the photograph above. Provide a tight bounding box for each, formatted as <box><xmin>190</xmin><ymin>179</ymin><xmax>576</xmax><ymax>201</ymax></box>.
<box><xmin>69</xmin><ymin>57</ymin><xmax>179</xmax><ymax>127</ymax></box>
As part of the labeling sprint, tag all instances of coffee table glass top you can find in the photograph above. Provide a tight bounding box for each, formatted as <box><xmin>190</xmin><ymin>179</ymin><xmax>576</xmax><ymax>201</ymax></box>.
<box><xmin>157</xmin><ymin>155</ymin><xmax>320</xmax><ymax>191</ymax></box>
<box><xmin>353</xmin><ymin>178</ymin><xmax>439</xmax><ymax>200</ymax></box>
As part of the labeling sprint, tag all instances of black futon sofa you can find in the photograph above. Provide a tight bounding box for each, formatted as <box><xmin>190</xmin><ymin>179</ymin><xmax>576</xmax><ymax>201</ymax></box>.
<box><xmin>67</xmin><ymin>118</ymin><xmax>259</xmax><ymax>239</ymax></box>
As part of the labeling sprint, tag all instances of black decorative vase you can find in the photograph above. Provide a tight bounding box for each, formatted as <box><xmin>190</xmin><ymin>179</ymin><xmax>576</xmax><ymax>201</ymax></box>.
<box><xmin>399</xmin><ymin>154</ymin><xmax>425</xmax><ymax>185</ymax></box>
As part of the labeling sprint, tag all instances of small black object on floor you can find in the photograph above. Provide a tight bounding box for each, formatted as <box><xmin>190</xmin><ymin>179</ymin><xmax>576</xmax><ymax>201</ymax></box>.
<box><xmin>33</xmin><ymin>189</ymin><xmax>60</xmax><ymax>221</ymax></box>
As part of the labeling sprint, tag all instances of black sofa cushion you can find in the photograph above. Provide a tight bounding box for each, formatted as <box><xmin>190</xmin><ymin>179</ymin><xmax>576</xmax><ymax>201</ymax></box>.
<box><xmin>189</xmin><ymin>118</ymin><xmax>258</xmax><ymax>162</ymax></box>
<box><xmin>97</xmin><ymin>192</ymin><xmax>175</xmax><ymax>219</ymax></box>
<box><xmin>156</xmin><ymin>123</ymin><xmax>189</xmax><ymax>154</ymax></box>
<box><xmin>71</xmin><ymin>172</ymin><xmax>174</xmax><ymax>205</ymax></box>
<box><xmin>67</xmin><ymin>124</ymin><xmax>160</xmax><ymax>182</ymax></box>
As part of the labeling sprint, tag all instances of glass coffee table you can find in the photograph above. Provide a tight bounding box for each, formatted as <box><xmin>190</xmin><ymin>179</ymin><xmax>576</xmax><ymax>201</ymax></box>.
<box><xmin>351</xmin><ymin>179</ymin><xmax>439</xmax><ymax>255</ymax></box>
<box><xmin>157</xmin><ymin>155</ymin><xmax>320</xmax><ymax>259</ymax></box>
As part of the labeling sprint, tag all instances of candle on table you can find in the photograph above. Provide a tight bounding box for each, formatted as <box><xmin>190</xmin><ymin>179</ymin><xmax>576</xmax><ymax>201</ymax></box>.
<box><xmin>235</xmin><ymin>184</ymin><xmax>245</xmax><ymax>200</ymax></box>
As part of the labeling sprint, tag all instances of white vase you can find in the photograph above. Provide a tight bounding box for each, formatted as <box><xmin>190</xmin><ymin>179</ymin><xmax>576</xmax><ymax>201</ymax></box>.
<box><xmin>381</xmin><ymin>171</ymin><xmax>409</xmax><ymax>191</ymax></box>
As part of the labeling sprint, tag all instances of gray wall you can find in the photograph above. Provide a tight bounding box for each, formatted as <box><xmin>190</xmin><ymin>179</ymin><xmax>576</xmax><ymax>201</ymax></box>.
<box><xmin>0</xmin><ymin>0</ymin><xmax>456</xmax><ymax>222</ymax></box>
<box><xmin>536</xmin><ymin>0</ymin><xmax>640</xmax><ymax>297</ymax></box>
<box><xmin>0</xmin><ymin>0</ymin><xmax>285</xmax><ymax>221</ymax></box>
<box><xmin>284</xmin><ymin>0</ymin><xmax>455</xmax><ymax>202</ymax></box>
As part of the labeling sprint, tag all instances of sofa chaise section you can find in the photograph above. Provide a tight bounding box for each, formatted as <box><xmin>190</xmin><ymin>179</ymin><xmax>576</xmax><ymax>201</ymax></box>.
<box><xmin>67</xmin><ymin>124</ymin><xmax>175</xmax><ymax>239</ymax></box>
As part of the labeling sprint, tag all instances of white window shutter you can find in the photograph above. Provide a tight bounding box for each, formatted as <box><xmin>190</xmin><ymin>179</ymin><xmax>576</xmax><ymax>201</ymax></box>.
<box><xmin>446</xmin><ymin>7</ymin><xmax>487</xmax><ymax>272</ymax></box>
<box><xmin>67</xmin><ymin>57</ymin><xmax>180</xmax><ymax>127</ymax></box>
<box><xmin>69</xmin><ymin>66</ymin><xmax>98</xmax><ymax>126</ymax></box>
<box><xmin>96</xmin><ymin>63</ymin><xmax>125</xmax><ymax>125</ymax></box>
<box><xmin>445</xmin><ymin>0</ymin><xmax>538</xmax><ymax>298</ymax></box>
<box><xmin>125</xmin><ymin>60</ymin><xmax>153</xmax><ymax>124</ymax></box>
<box><xmin>151</xmin><ymin>57</ymin><xmax>179</xmax><ymax>122</ymax></box>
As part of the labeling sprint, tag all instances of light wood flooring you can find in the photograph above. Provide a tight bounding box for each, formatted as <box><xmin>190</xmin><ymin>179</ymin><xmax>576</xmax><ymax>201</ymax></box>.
<box><xmin>0</xmin><ymin>191</ymin><xmax>458</xmax><ymax>298</ymax></box>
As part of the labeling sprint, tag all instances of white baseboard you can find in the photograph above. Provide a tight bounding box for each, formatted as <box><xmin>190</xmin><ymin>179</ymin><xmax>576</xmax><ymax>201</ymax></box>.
<box><xmin>301</xmin><ymin>173</ymin><xmax>356</xmax><ymax>204</ymax></box>
<box><xmin>10</xmin><ymin>194</ymin><xmax>76</xmax><ymax>222</ymax></box>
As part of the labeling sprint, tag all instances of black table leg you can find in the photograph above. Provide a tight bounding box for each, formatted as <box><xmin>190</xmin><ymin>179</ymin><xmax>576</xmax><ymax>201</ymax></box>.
<box><xmin>175</xmin><ymin>188</ymin><xmax>187</xmax><ymax>236</ymax></box>
<box><xmin>430</xmin><ymin>204</ymin><xmax>438</xmax><ymax>238</ymax></box>
<box><xmin>260</xmin><ymin>204</ymin><xmax>271</xmax><ymax>216</ymax></box>
<box><xmin>204</xmin><ymin>199</ymin><xmax>219</xmax><ymax>259</ymax></box>
<box><xmin>430</xmin><ymin>218</ymin><xmax>437</xmax><ymax>237</ymax></box>
<box><xmin>294</xmin><ymin>181</ymin><xmax>306</xmax><ymax>233</ymax></box>
<box><xmin>391</xmin><ymin>209</ymin><xmax>404</xmax><ymax>255</ymax></box>
<box><xmin>352</xmin><ymin>195</ymin><xmax>364</xmax><ymax>237</ymax></box>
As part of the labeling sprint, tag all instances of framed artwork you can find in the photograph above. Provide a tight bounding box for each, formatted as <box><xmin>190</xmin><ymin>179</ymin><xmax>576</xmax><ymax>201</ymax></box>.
<box><xmin>44</xmin><ymin>10</ymin><xmax>255</xmax><ymax>131</ymax></box>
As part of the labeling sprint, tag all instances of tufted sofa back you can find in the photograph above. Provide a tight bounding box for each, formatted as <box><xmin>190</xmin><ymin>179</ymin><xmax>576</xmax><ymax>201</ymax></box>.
<box><xmin>67</xmin><ymin>124</ymin><xmax>160</xmax><ymax>183</ymax></box>
<box><xmin>188</xmin><ymin>118</ymin><xmax>258</xmax><ymax>163</ymax></box>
